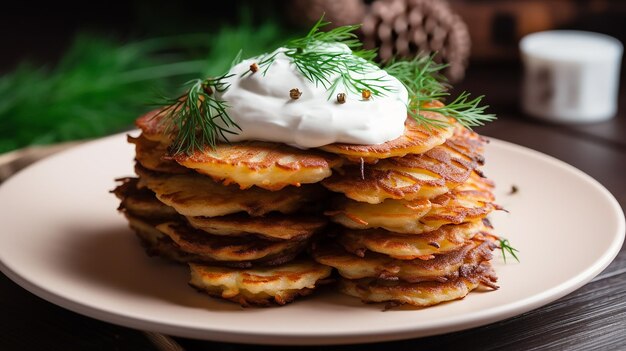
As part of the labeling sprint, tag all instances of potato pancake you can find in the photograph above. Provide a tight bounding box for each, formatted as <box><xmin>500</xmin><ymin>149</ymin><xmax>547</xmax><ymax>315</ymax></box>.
<box><xmin>112</xmin><ymin>177</ymin><xmax>179</xmax><ymax>220</ymax></box>
<box><xmin>128</xmin><ymin>134</ymin><xmax>188</xmax><ymax>174</ymax></box>
<box><xmin>312</xmin><ymin>239</ymin><xmax>495</xmax><ymax>282</ymax></box>
<box><xmin>189</xmin><ymin>260</ymin><xmax>332</xmax><ymax>306</ymax></box>
<box><xmin>134</xmin><ymin>109</ymin><xmax>171</xmax><ymax>143</ymax></box>
<box><xmin>339</xmin><ymin>262</ymin><xmax>498</xmax><ymax>307</ymax></box>
<box><xmin>156</xmin><ymin>221</ymin><xmax>311</xmax><ymax>265</ymax></box>
<box><xmin>327</xmin><ymin>172</ymin><xmax>496</xmax><ymax>233</ymax></box>
<box><xmin>338</xmin><ymin>220</ymin><xmax>490</xmax><ymax>260</ymax></box>
<box><xmin>124</xmin><ymin>214</ymin><xmax>200</xmax><ymax>263</ymax></box>
<box><xmin>322</xmin><ymin>127</ymin><xmax>488</xmax><ymax>204</ymax></box>
<box><xmin>186</xmin><ymin>214</ymin><xmax>327</xmax><ymax>241</ymax></box>
<box><xmin>320</xmin><ymin>109</ymin><xmax>455</xmax><ymax>163</ymax></box>
<box><xmin>135</xmin><ymin>164</ymin><xmax>326</xmax><ymax>217</ymax></box>
<box><xmin>172</xmin><ymin>141</ymin><xmax>342</xmax><ymax>191</ymax></box>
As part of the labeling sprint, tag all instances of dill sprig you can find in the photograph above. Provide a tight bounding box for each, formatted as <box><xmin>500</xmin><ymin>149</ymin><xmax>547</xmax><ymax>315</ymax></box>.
<box><xmin>384</xmin><ymin>54</ymin><xmax>496</xmax><ymax>129</ymax></box>
<box><xmin>499</xmin><ymin>238</ymin><xmax>520</xmax><ymax>263</ymax></box>
<box><xmin>421</xmin><ymin>91</ymin><xmax>496</xmax><ymax>128</ymax></box>
<box><xmin>157</xmin><ymin>75</ymin><xmax>241</xmax><ymax>155</ymax></box>
<box><xmin>251</xmin><ymin>16</ymin><xmax>394</xmax><ymax>98</ymax></box>
<box><xmin>384</xmin><ymin>54</ymin><xmax>449</xmax><ymax>101</ymax></box>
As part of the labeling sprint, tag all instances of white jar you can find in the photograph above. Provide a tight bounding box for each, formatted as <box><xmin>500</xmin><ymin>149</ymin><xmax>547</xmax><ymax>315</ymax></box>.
<box><xmin>520</xmin><ymin>30</ymin><xmax>623</xmax><ymax>123</ymax></box>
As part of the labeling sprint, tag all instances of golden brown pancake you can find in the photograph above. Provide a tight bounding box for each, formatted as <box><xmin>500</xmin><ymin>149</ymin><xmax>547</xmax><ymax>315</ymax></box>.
<box><xmin>339</xmin><ymin>262</ymin><xmax>498</xmax><ymax>307</ymax></box>
<box><xmin>124</xmin><ymin>213</ymin><xmax>202</xmax><ymax>263</ymax></box>
<box><xmin>327</xmin><ymin>172</ymin><xmax>497</xmax><ymax>233</ymax></box>
<box><xmin>189</xmin><ymin>260</ymin><xmax>333</xmax><ymax>306</ymax></box>
<box><xmin>135</xmin><ymin>109</ymin><xmax>172</xmax><ymax>143</ymax></box>
<box><xmin>128</xmin><ymin>134</ymin><xmax>188</xmax><ymax>174</ymax></box>
<box><xmin>338</xmin><ymin>220</ymin><xmax>489</xmax><ymax>260</ymax></box>
<box><xmin>114</xmin><ymin>179</ymin><xmax>193</xmax><ymax>262</ymax></box>
<box><xmin>135</xmin><ymin>164</ymin><xmax>326</xmax><ymax>217</ymax></box>
<box><xmin>327</xmin><ymin>197</ymin><xmax>431</xmax><ymax>231</ymax></box>
<box><xmin>320</xmin><ymin>109</ymin><xmax>455</xmax><ymax>163</ymax></box>
<box><xmin>112</xmin><ymin>178</ymin><xmax>178</xmax><ymax>219</ymax></box>
<box><xmin>171</xmin><ymin>141</ymin><xmax>342</xmax><ymax>191</ymax></box>
<box><xmin>114</xmin><ymin>176</ymin><xmax>328</xmax><ymax>241</ymax></box>
<box><xmin>156</xmin><ymin>221</ymin><xmax>311</xmax><ymax>266</ymax></box>
<box><xmin>312</xmin><ymin>239</ymin><xmax>495</xmax><ymax>282</ymax></box>
<box><xmin>122</xmin><ymin>214</ymin><xmax>304</xmax><ymax>267</ymax></box>
<box><xmin>186</xmin><ymin>214</ymin><xmax>327</xmax><ymax>241</ymax></box>
<box><xmin>322</xmin><ymin>127</ymin><xmax>488</xmax><ymax>204</ymax></box>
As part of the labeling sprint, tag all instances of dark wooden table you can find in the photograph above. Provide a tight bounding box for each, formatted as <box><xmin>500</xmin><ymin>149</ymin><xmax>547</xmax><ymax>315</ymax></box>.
<box><xmin>2</xmin><ymin>63</ymin><xmax>625</xmax><ymax>351</ymax></box>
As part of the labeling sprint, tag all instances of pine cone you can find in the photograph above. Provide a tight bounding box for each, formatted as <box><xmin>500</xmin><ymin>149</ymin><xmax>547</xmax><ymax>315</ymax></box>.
<box><xmin>287</xmin><ymin>0</ymin><xmax>367</xmax><ymax>28</ymax></box>
<box><xmin>362</xmin><ymin>0</ymin><xmax>471</xmax><ymax>82</ymax></box>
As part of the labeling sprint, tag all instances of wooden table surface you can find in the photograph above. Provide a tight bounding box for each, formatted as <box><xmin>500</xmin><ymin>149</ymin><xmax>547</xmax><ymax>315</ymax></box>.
<box><xmin>2</xmin><ymin>63</ymin><xmax>625</xmax><ymax>351</ymax></box>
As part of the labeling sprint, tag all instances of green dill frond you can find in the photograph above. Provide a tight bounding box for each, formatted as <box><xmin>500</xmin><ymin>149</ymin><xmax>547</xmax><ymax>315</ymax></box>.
<box><xmin>384</xmin><ymin>54</ymin><xmax>449</xmax><ymax>99</ymax></box>
<box><xmin>499</xmin><ymin>238</ymin><xmax>520</xmax><ymax>263</ymax></box>
<box><xmin>287</xmin><ymin>17</ymin><xmax>362</xmax><ymax>50</ymax></box>
<box><xmin>230</xmin><ymin>49</ymin><xmax>243</xmax><ymax>69</ymax></box>
<box><xmin>352</xmin><ymin>49</ymin><xmax>378</xmax><ymax>62</ymax></box>
<box><xmin>157</xmin><ymin>76</ymin><xmax>241</xmax><ymax>155</ymax></box>
<box><xmin>384</xmin><ymin>54</ymin><xmax>496</xmax><ymax>129</ymax></box>
<box><xmin>149</xmin><ymin>17</ymin><xmax>287</xmax><ymax>155</ymax></box>
<box><xmin>253</xmin><ymin>15</ymin><xmax>393</xmax><ymax>97</ymax></box>
<box><xmin>329</xmin><ymin>72</ymin><xmax>396</xmax><ymax>99</ymax></box>
<box><xmin>407</xmin><ymin>108</ymin><xmax>451</xmax><ymax>129</ymax></box>
<box><xmin>420</xmin><ymin>92</ymin><xmax>496</xmax><ymax>128</ymax></box>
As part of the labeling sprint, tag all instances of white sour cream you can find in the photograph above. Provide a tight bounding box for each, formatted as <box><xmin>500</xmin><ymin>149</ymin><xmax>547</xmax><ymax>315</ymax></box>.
<box><xmin>218</xmin><ymin>44</ymin><xmax>408</xmax><ymax>148</ymax></box>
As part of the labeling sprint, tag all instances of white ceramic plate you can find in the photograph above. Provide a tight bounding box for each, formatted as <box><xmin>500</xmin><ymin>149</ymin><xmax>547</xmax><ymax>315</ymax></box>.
<box><xmin>0</xmin><ymin>133</ymin><xmax>624</xmax><ymax>345</ymax></box>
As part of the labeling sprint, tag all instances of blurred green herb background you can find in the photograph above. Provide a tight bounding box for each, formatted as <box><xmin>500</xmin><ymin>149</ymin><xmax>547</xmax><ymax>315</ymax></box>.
<box><xmin>0</xmin><ymin>4</ymin><xmax>289</xmax><ymax>154</ymax></box>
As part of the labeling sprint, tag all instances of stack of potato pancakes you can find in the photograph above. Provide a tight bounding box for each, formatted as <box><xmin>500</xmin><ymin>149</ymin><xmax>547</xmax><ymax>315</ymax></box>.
<box><xmin>113</xmin><ymin>105</ymin><xmax>500</xmax><ymax>308</ymax></box>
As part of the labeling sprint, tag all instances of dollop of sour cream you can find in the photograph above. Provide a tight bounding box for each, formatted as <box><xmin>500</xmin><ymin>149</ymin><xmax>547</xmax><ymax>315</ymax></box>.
<box><xmin>218</xmin><ymin>44</ymin><xmax>408</xmax><ymax>148</ymax></box>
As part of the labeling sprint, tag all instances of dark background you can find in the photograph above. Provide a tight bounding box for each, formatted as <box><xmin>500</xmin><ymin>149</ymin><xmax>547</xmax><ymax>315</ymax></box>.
<box><xmin>3</xmin><ymin>0</ymin><xmax>626</xmax><ymax>73</ymax></box>
<box><xmin>0</xmin><ymin>1</ymin><xmax>283</xmax><ymax>72</ymax></box>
